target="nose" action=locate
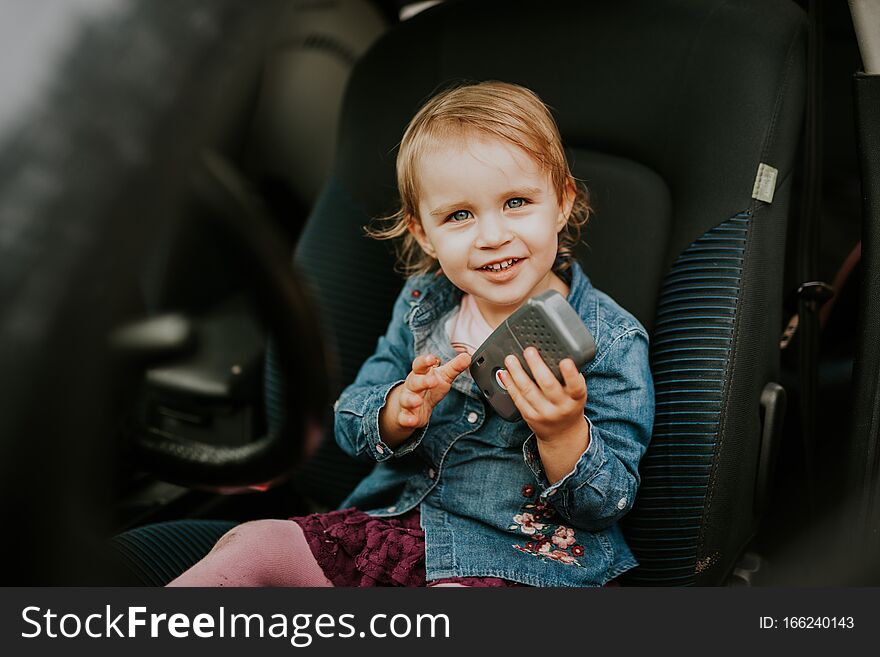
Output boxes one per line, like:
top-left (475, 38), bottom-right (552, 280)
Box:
top-left (474, 212), bottom-right (512, 249)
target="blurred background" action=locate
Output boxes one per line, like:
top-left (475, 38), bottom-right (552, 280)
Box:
top-left (0, 0), bottom-right (876, 586)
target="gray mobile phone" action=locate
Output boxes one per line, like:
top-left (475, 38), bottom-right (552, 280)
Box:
top-left (470, 290), bottom-right (596, 422)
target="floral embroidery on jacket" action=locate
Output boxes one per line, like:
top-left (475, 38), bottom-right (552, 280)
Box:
top-left (509, 484), bottom-right (586, 568)
top-left (512, 512), bottom-right (545, 535)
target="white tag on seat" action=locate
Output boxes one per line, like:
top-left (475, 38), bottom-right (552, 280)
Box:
top-left (752, 162), bottom-right (778, 203)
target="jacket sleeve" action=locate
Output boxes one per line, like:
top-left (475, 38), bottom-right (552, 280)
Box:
top-left (333, 279), bottom-right (428, 463)
top-left (522, 328), bottom-right (654, 531)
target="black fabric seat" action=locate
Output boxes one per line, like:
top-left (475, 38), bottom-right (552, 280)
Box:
top-left (292, 0), bottom-right (806, 586)
top-left (113, 520), bottom-right (237, 586)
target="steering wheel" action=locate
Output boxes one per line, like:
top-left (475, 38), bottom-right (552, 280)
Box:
top-left (120, 149), bottom-right (327, 489)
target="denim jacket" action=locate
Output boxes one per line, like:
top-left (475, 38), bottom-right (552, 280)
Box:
top-left (334, 261), bottom-right (654, 586)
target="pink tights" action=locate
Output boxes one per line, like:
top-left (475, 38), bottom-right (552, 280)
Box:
top-left (166, 519), bottom-right (467, 587)
top-left (168, 520), bottom-right (332, 587)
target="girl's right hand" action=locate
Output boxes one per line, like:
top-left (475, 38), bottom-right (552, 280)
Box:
top-left (382, 353), bottom-right (471, 442)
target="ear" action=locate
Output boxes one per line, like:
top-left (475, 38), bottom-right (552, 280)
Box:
top-left (407, 216), bottom-right (436, 257)
top-left (556, 179), bottom-right (578, 232)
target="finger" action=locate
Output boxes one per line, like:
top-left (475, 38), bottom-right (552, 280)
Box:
top-left (398, 409), bottom-right (421, 427)
top-left (450, 351), bottom-right (472, 372)
top-left (504, 354), bottom-right (544, 405)
top-left (503, 353), bottom-right (535, 394)
top-left (504, 353), bottom-right (555, 416)
top-left (411, 354), bottom-right (440, 375)
top-left (398, 387), bottom-right (425, 410)
top-left (522, 347), bottom-right (563, 397)
top-left (436, 352), bottom-right (471, 382)
top-left (560, 359), bottom-right (587, 400)
top-left (406, 370), bottom-right (438, 393)
top-left (498, 368), bottom-right (538, 419)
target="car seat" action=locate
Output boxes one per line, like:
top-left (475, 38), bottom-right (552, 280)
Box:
top-left (292, 0), bottom-right (806, 586)
top-left (118, 0), bottom-right (806, 586)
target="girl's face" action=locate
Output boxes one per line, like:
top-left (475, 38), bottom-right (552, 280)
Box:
top-left (408, 133), bottom-right (575, 328)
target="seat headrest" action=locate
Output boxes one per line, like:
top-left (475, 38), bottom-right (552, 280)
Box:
top-left (335, 0), bottom-right (804, 260)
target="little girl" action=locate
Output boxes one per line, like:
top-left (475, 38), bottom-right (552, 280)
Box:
top-left (170, 81), bottom-right (654, 588)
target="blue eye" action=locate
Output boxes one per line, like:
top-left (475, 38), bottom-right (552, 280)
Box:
top-left (447, 210), bottom-right (472, 222)
top-left (506, 198), bottom-right (527, 209)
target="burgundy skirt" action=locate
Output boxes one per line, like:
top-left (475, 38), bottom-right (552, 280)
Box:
top-left (290, 506), bottom-right (523, 587)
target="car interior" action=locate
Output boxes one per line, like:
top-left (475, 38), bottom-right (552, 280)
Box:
top-left (1, 0), bottom-right (878, 586)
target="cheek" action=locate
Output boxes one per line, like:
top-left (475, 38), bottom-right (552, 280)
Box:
top-left (434, 246), bottom-right (468, 271)
top-left (524, 219), bottom-right (562, 255)
top-left (431, 231), bottom-right (469, 262)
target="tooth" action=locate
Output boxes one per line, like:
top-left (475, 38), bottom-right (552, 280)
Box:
top-left (485, 259), bottom-right (519, 271)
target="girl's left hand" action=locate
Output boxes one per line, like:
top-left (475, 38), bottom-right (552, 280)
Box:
top-left (500, 347), bottom-right (587, 442)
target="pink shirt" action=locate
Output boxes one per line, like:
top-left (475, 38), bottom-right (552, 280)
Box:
top-left (446, 293), bottom-right (494, 355)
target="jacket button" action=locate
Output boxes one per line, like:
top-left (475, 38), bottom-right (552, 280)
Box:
top-left (387, 506), bottom-right (397, 513)
top-left (617, 496), bottom-right (627, 510)
top-left (467, 412), bottom-right (479, 424)
top-left (428, 468), bottom-right (436, 479)
top-left (376, 443), bottom-right (385, 455)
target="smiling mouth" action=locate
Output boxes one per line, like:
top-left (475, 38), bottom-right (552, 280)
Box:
top-left (480, 258), bottom-right (521, 272)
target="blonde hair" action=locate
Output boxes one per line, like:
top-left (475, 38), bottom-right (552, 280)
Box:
top-left (366, 80), bottom-right (591, 276)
